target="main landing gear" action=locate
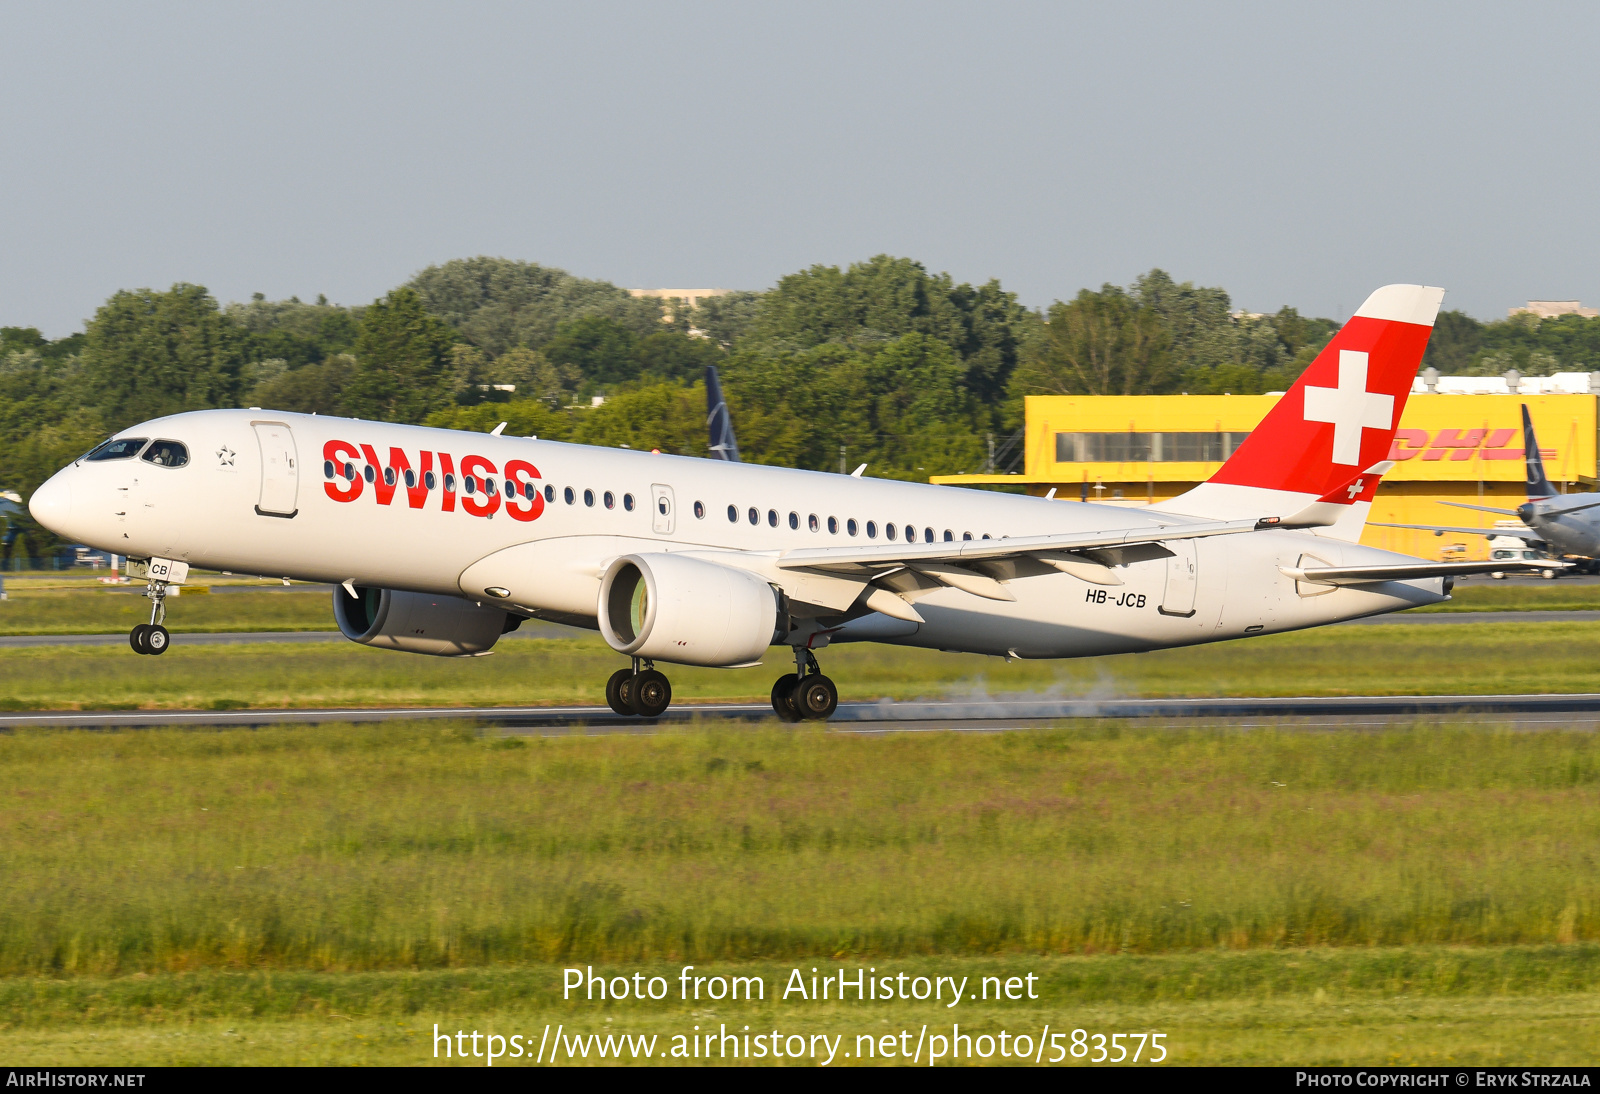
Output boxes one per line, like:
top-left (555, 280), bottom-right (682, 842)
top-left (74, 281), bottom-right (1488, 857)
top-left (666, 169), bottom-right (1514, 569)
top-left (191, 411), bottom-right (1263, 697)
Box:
top-left (129, 578), bottom-right (172, 655)
top-left (771, 647), bottom-right (838, 723)
top-left (605, 657), bottom-right (673, 718)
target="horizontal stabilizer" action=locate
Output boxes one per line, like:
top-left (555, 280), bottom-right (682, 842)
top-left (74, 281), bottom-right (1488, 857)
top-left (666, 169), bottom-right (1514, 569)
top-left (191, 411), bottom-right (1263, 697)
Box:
top-left (1282, 559), bottom-right (1567, 586)
top-left (1441, 501), bottom-right (1521, 517)
top-left (1369, 521), bottom-right (1542, 541)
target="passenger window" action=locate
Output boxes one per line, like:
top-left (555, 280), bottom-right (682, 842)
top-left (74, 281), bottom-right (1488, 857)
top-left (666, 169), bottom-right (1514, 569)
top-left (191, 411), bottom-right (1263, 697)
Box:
top-left (137, 440), bottom-right (189, 468)
top-left (85, 437), bottom-right (148, 462)
top-left (604, 491), bottom-right (615, 509)
top-left (866, 521), bottom-right (878, 539)
top-left (624, 493), bottom-right (635, 511)
top-left (584, 489), bottom-right (595, 507)
top-left (767, 509), bottom-right (778, 527)
top-left (728, 504), bottom-right (738, 522)
top-left (828, 516), bottom-right (839, 534)
top-left (383, 467), bottom-right (396, 486)
top-left (809, 514), bottom-right (819, 532)
top-left (364, 466), bottom-right (376, 483)
top-left (694, 501), bottom-right (705, 519)
top-left (344, 463), bottom-right (356, 481)
top-left (464, 477), bottom-right (477, 495)
top-left (564, 487), bottom-right (576, 505)
top-left (484, 478), bottom-right (497, 496)
top-left (788, 512), bottom-right (799, 530)
top-left (444, 473), bottom-right (456, 493)
top-left (544, 484), bottom-right (555, 502)
top-left (404, 469), bottom-right (416, 488)
top-left (943, 530), bottom-right (952, 542)
top-left (425, 471), bottom-right (437, 490)
top-left (982, 533), bottom-right (991, 540)
top-left (886, 523), bottom-right (897, 541)
top-left (926, 527), bottom-right (936, 543)
top-left (748, 507), bottom-right (759, 525)
top-left (905, 525), bottom-right (916, 542)
top-left (848, 518), bottom-right (859, 537)
top-left (323, 460), bottom-right (334, 479)
top-left (962, 532), bottom-right (972, 541)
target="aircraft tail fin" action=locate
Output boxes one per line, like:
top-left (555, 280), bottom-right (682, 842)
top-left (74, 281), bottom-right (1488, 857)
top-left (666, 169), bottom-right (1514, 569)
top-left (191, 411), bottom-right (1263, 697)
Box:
top-left (1154, 283), bottom-right (1444, 538)
top-left (706, 365), bottom-right (740, 462)
top-left (1522, 403), bottom-right (1556, 499)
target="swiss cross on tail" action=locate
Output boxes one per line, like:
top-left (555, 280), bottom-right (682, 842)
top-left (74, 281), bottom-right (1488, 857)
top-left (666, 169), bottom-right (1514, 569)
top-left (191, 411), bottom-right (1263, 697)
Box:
top-left (1303, 351), bottom-right (1394, 465)
top-left (1209, 284), bottom-right (1444, 499)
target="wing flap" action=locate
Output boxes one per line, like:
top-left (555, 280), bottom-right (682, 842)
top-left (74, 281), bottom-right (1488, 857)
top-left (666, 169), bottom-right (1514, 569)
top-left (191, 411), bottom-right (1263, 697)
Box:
top-left (776, 517), bottom-right (1264, 572)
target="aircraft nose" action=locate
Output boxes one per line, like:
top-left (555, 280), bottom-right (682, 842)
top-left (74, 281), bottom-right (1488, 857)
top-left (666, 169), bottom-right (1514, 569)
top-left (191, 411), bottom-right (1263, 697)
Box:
top-left (28, 473), bottom-right (72, 533)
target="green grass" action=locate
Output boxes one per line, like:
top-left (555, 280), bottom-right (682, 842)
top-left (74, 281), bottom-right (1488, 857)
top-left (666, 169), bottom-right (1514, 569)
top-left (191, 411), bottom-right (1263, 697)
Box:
top-left (1415, 580), bottom-right (1600, 612)
top-left (2, 955), bottom-right (1597, 1065)
top-left (2, 721), bottom-right (1598, 974)
top-left (2, 620), bottom-right (1599, 710)
top-left (0, 588), bottom-right (330, 635)
top-left (2, 721), bottom-right (1599, 1064)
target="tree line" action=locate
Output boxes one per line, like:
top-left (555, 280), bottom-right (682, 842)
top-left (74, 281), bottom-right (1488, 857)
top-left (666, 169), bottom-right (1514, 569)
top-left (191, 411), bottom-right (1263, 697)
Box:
top-left (5, 254), bottom-right (1600, 553)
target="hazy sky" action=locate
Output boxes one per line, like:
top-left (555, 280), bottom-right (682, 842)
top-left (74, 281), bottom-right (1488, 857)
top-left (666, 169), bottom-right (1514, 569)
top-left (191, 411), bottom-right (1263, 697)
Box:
top-left (4, 2), bottom-right (1598, 336)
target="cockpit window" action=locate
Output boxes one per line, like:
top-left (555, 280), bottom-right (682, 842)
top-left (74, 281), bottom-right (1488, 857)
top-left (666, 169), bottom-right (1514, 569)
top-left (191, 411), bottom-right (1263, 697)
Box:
top-left (85, 437), bottom-right (148, 461)
top-left (140, 440), bottom-right (189, 468)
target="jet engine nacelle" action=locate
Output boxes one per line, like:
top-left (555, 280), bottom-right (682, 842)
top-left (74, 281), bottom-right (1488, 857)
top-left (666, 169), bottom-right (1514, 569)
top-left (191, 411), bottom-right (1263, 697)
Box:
top-left (598, 553), bottom-right (783, 667)
top-left (333, 585), bottom-right (518, 656)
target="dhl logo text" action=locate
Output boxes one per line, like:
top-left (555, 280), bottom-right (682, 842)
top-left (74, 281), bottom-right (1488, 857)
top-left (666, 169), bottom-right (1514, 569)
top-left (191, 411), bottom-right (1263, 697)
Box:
top-left (1388, 429), bottom-right (1555, 462)
top-left (320, 440), bottom-right (545, 522)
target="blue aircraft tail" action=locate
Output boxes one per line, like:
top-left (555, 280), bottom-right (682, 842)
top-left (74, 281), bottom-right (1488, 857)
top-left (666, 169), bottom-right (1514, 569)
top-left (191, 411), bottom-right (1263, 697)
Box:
top-left (1522, 403), bottom-right (1556, 498)
top-left (706, 365), bottom-right (740, 462)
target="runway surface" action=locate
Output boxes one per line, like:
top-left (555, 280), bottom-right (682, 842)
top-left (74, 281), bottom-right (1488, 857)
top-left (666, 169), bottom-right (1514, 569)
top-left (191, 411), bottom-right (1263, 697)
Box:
top-left (7, 692), bottom-right (1600, 733)
top-left (4, 611), bottom-right (1598, 648)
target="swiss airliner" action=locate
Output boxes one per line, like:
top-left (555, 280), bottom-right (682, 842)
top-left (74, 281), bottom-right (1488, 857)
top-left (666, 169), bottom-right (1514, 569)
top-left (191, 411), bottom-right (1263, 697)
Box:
top-left (28, 284), bottom-right (1543, 721)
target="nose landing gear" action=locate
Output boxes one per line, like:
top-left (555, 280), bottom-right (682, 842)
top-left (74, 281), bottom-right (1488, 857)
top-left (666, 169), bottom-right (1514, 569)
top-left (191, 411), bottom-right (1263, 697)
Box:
top-left (771, 647), bottom-right (837, 722)
top-left (129, 579), bottom-right (172, 656)
top-left (605, 657), bottom-right (673, 718)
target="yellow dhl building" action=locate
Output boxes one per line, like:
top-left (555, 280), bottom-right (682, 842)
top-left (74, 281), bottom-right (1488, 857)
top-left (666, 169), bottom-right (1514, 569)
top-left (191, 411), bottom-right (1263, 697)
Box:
top-left (934, 394), bottom-right (1599, 561)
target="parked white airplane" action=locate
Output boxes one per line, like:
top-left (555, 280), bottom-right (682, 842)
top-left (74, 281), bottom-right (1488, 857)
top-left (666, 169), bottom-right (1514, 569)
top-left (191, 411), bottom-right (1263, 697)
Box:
top-left (28, 284), bottom-right (1544, 721)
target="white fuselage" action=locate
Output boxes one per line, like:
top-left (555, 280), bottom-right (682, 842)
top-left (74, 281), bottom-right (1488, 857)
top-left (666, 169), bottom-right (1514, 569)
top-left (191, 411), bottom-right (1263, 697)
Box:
top-left (31, 409), bottom-right (1449, 661)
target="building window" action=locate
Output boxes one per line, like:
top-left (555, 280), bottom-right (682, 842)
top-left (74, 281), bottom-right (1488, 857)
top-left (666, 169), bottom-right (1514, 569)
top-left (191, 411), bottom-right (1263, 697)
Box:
top-left (1054, 431), bottom-right (1252, 463)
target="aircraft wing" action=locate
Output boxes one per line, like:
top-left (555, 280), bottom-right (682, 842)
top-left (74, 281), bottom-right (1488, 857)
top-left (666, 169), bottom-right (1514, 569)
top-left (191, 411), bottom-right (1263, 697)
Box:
top-left (1368, 521), bottom-right (1542, 541)
top-left (1283, 559), bottom-right (1567, 586)
top-left (776, 516), bottom-right (1267, 574)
